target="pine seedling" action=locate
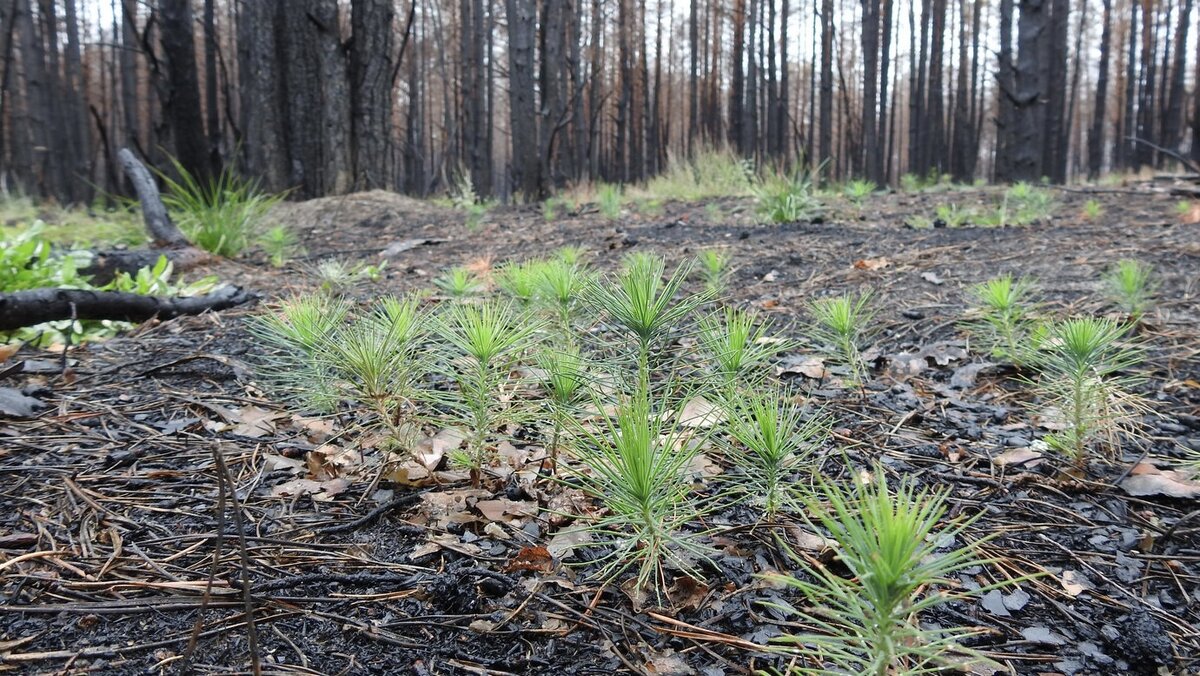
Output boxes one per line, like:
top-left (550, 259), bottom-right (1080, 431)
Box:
top-left (1032, 317), bottom-right (1146, 466)
top-left (770, 470), bottom-right (1004, 675)
top-left (844, 179), bottom-right (877, 206)
top-left (806, 291), bottom-right (875, 389)
top-left (966, 274), bottom-right (1038, 365)
top-left (536, 257), bottom-right (592, 332)
top-left (536, 342), bottom-right (589, 474)
top-left (696, 248), bottom-right (731, 296)
top-left (722, 386), bottom-right (829, 519)
top-left (697, 306), bottom-right (792, 400)
top-left (259, 224), bottom-right (299, 267)
top-left (325, 295), bottom-right (428, 440)
top-left (246, 293), bottom-right (349, 411)
top-left (435, 300), bottom-right (542, 479)
top-left (495, 259), bottom-right (544, 304)
top-left (554, 245), bottom-right (588, 266)
top-left (1104, 259), bottom-right (1156, 321)
top-left (567, 381), bottom-right (712, 590)
top-left (434, 265), bottom-right (486, 298)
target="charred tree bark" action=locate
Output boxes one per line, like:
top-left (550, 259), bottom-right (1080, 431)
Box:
top-left (505, 0), bottom-right (541, 199)
top-left (351, 0), bottom-right (396, 191)
top-left (860, 0), bottom-right (880, 181)
top-left (818, 0), bottom-right (833, 172)
top-left (160, 0), bottom-right (211, 180)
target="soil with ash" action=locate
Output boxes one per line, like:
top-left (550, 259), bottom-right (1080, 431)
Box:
top-left (1, 184), bottom-right (1198, 675)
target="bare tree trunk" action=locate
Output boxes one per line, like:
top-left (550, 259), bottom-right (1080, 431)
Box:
top-left (351, 0), bottom-right (395, 190)
top-left (1163, 0), bottom-right (1193, 158)
top-left (860, 0), bottom-right (880, 180)
top-left (505, 0), bottom-right (541, 199)
top-left (203, 0), bottom-right (222, 175)
top-left (1012, 0), bottom-right (1047, 181)
top-left (1088, 0), bottom-right (1112, 178)
top-left (237, 1), bottom-right (288, 192)
top-left (160, 0), bottom-right (210, 180)
top-left (818, 0), bottom-right (833, 172)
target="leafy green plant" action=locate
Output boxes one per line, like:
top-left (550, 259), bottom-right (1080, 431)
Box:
top-left (567, 382), bottom-right (710, 589)
top-left (933, 203), bottom-right (973, 228)
top-left (1032, 317), bottom-right (1146, 466)
top-left (723, 386), bottom-right (828, 519)
top-left (755, 169), bottom-right (823, 224)
top-left (770, 470), bottom-right (1004, 675)
top-left (246, 293), bottom-right (350, 411)
top-left (0, 221), bottom-right (90, 291)
top-left (158, 156), bottom-right (283, 257)
top-left (697, 306), bottom-right (791, 399)
top-left (1082, 199), bottom-right (1104, 221)
top-left (435, 300), bottom-right (541, 479)
top-left (1104, 259), bottom-right (1156, 321)
top-left (990, 182), bottom-right (1056, 227)
top-left (807, 292), bottom-right (875, 388)
top-left (434, 265), bottom-right (486, 298)
top-left (695, 248), bottom-right (731, 296)
top-left (966, 274), bottom-right (1038, 364)
top-left (844, 179), bottom-right (877, 206)
top-left (259, 224), bottom-right (299, 268)
top-left (597, 183), bottom-right (623, 220)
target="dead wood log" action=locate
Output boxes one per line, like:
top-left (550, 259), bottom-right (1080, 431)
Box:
top-left (78, 148), bottom-right (214, 284)
top-left (0, 286), bottom-right (256, 331)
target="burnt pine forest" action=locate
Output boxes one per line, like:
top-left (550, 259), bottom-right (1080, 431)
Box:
top-left (3, 0), bottom-right (1200, 201)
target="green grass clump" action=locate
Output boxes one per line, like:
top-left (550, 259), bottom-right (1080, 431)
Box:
top-left (639, 147), bottom-right (753, 202)
top-left (844, 179), bottom-right (877, 206)
top-left (770, 470), bottom-right (1004, 675)
top-left (989, 182), bottom-right (1055, 227)
top-left (697, 306), bottom-right (791, 398)
top-left (1104, 259), bottom-right (1156, 321)
top-left (807, 291), bottom-right (875, 388)
top-left (754, 169), bottom-right (822, 224)
top-left (596, 183), bottom-right (623, 220)
top-left (0, 197), bottom-right (145, 247)
top-left (723, 386), bottom-right (828, 519)
top-left (1032, 317), bottom-right (1146, 466)
top-left (158, 156), bottom-right (283, 257)
top-left (966, 274), bottom-right (1039, 364)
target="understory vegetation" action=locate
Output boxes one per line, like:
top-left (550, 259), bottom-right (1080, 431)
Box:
top-left (244, 241), bottom-right (1165, 672)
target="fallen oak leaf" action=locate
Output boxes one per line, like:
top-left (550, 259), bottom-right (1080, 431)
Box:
top-left (1120, 463), bottom-right (1200, 499)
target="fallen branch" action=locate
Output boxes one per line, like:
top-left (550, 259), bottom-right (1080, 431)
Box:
top-left (78, 148), bottom-right (214, 284)
top-left (0, 286), bottom-right (256, 331)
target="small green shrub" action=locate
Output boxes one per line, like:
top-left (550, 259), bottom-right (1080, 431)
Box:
top-left (159, 156), bottom-right (283, 257)
top-left (695, 248), bottom-right (731, 296)
top-left (988, 182), bottom-right (1056, 227)
top-left (246, 293), bottom-right (351, 411)
top-left (770, 470), bottom-right (1005, 675)
top-left (1104, 259), bottom-right (1156, 321)
top-left (495, 259), bottom-right (544, 304)
top-left (1082, 199), bottom-right (1104, 221)
top-left (1175, 200), bottom-right (1193, 217)
top-left (697, 306), bottom-right (791, 398)
top-left (434, 265), bottom-right (486, 298)
top-left (934, 203), bottom-right (974, 228)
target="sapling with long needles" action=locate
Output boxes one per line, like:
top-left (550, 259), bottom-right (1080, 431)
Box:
top-left (696, 248), bottom-right (731, 296)
top-left (495, 259), bottom-right (544, 305)
top-left (435, 300), bottom-right (542, 482)
top-left (1032, 317), bottom-right (1146, 467)
top-left (434, 265), bottom-right (486, 298)
top-left (966, 274), bottom-right (1038, 365)
top-left (1104, 259), bottom-right (1156, 322)
top-left (567, 380), bottom-right (712, 590)
top-left (807, 291), bottom-right (875, 389)
top-left (771, 470), bottom-right (1007, 675)
top-left (246, 293), bottom-right (349, 411)
top-left (536, 342), bottom-right (588, 475)
top-left (723, 386), bottom-right (828, 519)
top-left (536, 257), bottom-right (592, 335)
top-left (325, 295), bottom-right (428, 444)
top-left (698, 306), bottom-right (792, 402)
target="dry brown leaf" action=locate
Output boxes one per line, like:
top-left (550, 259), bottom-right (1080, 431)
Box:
top-left (1120, 463), bottom-right (1200, 499)
top-left (1060, 570), bottom-right (1092, 597)
top-left (0, 344), bottom-right (19, 363)
top-left (231, 405), bottom-right (280, 438)
top-left (678, 396), bottom-right (724, 428)
top-left (503, 546), bottom-right (555, 573)
top-left (270, 477), bottom-right (350, 501)
top-left (777, 355), bottom-right (828, 379)
top-left (413, 427), bottom-right (467, 470)
top-left (547, 526), bottom-right (592, 559)
top-left (993, 447), bottom-right (1044, 468)
top-left (853, 257), bottom-right (890, 271)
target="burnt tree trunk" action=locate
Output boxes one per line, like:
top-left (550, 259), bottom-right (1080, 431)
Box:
top-left (160, 0), bottom-right (210, 180)
top-left (505, 0), bottom-right (541, 199)
top-left (351, 0), bottom-right (396, 190)
top-left (1088, 0), bottom-right (1112, 178)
